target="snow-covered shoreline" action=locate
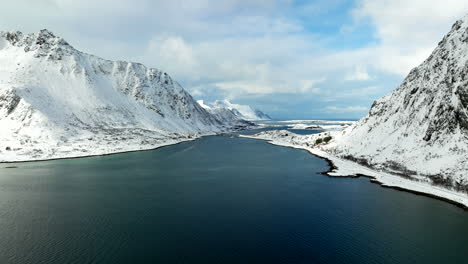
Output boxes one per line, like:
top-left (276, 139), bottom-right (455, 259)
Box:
top-left (3, 127), bottom-right (468, 209)
top-left (0, 128), bottom-right (228, 163)
top-left (0, 135), bottom-right (201, 164)
top-left (240, 133), bottom-right (468, 209)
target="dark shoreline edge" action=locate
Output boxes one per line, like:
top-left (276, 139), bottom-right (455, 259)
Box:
top-left (243, 136), bottom-right (468, 211)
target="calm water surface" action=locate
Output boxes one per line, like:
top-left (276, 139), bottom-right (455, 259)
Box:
top-left (0, 135), bottom-right (467, 264)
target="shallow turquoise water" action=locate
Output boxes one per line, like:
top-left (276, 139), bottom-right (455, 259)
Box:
top-left (0, 135), bottom-right (467, 263)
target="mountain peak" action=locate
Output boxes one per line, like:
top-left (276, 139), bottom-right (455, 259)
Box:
top-left (0, 28), bottom-right (250, 161)
top-left (34, 29), bottom-right (64, 44)
top-left (331, 13), bottom-right (468, 186)
top-left (1, 29), bottom-right (72, 59)
top-left (1, 29), bottom-right (64, 45)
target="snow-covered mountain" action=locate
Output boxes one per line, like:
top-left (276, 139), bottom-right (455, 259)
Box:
top-left (330, 14), bottom-right (468, 191)
top-left (196, 100), bottom-right (247, 124)
top-left (0, 30), bottom-right (245, 161)
top-left (198, 99), bottom-right (271, 121)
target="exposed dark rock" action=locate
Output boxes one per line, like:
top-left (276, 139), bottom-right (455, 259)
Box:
top-left (335, 15), bottom-right (468, 189)
top-left (0, 90), bottom-right (21, 115)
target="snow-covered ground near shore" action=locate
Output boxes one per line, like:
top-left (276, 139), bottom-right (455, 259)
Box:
top-left (0, 129), bottom-right (209, 163)
top-left (288, 123), bottom-right (352, 131)
top-left (242, 130), bottom-right (468, 208)
top-left (255, 119), bottom-right (356, 131)
top-left (274, 120), bottom-right (354, 124)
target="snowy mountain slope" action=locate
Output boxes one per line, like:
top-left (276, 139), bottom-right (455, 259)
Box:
top-left (328, 14), bottom-right (468, 190)
top-left (253, 109), bottom-right (271, 120)
top-left (196, 100), bottom-right (250, 125)
top-left (199, 99), bottom-right (271, 121)
top-left (0, 30), bottom-right (242, 161)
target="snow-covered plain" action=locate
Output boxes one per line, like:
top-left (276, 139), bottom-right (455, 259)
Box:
top-left (0, 30), bottom-right (250, 162)
top-left (243, 130), bottom-right (468, 208)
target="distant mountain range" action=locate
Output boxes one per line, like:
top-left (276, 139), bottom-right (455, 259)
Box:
top-left (0, 30), bottom-right (249, 161)
top-left (197, 99), bottom-right (271, 121)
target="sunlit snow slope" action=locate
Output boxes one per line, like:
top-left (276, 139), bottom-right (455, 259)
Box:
top-left (0, 30), bottom-right (247, 161)
top-left (331, 15), bottom-right (468, 189)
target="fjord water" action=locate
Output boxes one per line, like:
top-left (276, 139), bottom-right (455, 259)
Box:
top-left (0, 136), bottom-right (467, 264)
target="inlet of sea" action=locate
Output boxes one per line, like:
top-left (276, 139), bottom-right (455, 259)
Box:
top-left (0, 123), bottom-right (467, 263)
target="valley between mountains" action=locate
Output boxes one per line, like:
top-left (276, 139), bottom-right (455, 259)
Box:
top-left (2, 14), bottom-right (468, 207)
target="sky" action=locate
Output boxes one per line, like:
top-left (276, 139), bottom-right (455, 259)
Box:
top-left (1, 0), bottom-right (468, 119)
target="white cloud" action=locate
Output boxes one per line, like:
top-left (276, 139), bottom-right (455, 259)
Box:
top-left (215, 81), bottom-right (277, 95)
top-left (351, 0), bottom-right (468, 76)
top-left (345, 65), bottom-right (372, 81)
top-left (2, 0), bottom-right (468, 118)
top-left (139, 32), bottom-right (326, 96)
top-left (189, 87), bottom-right (205, 97)
top-left (299, 79), bottom-right (324, 93)
top-left (324, 106), bottom-right (368, 113)
top-left (51, 0), bottom-right (151, 17)
top-left (327, 86), bottom-right (381, 100)
top-left (214, 77), bottom-right (324, 95)
top-left (145, 35), bottom-right (198, 77)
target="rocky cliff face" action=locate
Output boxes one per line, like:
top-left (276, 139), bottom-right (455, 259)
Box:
top-left (331, 15), bottom-right (468, 190)
top-left (0, 30), bottom-right (242, 161)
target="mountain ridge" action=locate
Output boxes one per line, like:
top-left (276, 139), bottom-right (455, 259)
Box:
top-left (0, 29), bottom-right (246, 161)
top-left (330, 14), bottom-right (468, 189)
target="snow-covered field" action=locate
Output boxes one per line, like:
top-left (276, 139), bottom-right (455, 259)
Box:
top-left (0, 129), bottom-right (208, 163)
top-left (243, 130), bottom-right (468, 208)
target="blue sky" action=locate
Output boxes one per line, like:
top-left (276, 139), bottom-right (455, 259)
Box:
top-left (2, 0), bottom-right (468, 119)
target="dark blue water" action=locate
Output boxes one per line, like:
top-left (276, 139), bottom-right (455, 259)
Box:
top-left (0, 136), bottom-right (467, 264)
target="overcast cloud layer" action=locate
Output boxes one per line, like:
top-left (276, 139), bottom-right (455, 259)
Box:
top-left (1, 0), bottom-right (468, 119)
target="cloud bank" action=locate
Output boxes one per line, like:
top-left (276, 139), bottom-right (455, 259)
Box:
top-left (1, 0), bottom-right (467, 118)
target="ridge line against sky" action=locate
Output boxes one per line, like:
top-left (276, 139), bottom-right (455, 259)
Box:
top-left (1, 0), bottom-right (468, 119)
